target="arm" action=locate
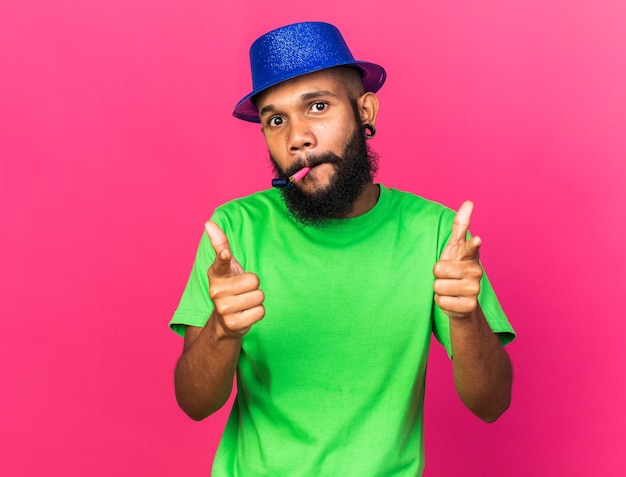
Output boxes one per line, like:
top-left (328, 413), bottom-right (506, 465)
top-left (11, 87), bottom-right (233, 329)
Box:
top-left (174, 221), bottom-right (265, 421)
top-left (448, 307), bottom-right (512, 422)
top-left (433, 201), bottom-right (513, 423)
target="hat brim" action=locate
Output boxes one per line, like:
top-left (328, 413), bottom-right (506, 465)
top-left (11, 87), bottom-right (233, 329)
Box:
top-left (232, 61), bottom-right (386, 123)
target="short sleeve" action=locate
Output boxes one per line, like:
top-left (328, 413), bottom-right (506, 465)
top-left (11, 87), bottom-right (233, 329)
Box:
top-left (169, 230), bottom-right (216, 337)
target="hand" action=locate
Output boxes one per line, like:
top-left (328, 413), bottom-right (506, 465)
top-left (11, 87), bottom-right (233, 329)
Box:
top-left (433, 201), bottom-right (483, 321)
top-left (205, 221), bottom-right (265, 338)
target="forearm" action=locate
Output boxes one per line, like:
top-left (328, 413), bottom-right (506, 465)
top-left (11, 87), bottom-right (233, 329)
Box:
top-left (174, 316), bottom-right (241, 421)
top-left (449, 307), bottom-right (513, 422)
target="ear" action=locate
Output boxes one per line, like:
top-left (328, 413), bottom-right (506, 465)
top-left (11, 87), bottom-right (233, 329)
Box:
top-left (355, 92), bottom-right (379, 127)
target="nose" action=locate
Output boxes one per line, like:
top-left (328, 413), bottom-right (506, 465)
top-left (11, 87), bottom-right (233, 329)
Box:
top-left (286, 118), bottom-right (316, 154)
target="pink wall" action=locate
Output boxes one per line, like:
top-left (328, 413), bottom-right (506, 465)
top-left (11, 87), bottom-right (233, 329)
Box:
top-left (1, 1), bottom-right (624, 475)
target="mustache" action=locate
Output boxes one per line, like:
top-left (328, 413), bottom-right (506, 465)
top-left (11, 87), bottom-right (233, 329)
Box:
top-left (282, 152), bottom-right (340, 177)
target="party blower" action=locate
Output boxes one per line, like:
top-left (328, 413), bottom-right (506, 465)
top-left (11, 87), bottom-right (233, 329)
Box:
top-left (271, 166), bottom-right (311, 188)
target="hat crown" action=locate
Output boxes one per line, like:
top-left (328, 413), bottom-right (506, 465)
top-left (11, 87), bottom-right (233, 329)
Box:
top-left (233, 21), bottom-right (386, 122)
top-left (250, 22), bottom-right (354, 92)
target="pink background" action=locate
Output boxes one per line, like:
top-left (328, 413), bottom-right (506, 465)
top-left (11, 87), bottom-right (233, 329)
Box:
top-left (1, 1), bottom-right (625, 475)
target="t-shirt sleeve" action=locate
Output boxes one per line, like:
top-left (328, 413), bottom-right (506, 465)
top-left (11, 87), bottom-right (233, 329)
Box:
top-left (433, 269), bottom-right (516, 357)
top-left (431, 209), bottom-right (516, 358)
top-left (169, 230), bottom-right (216, 338)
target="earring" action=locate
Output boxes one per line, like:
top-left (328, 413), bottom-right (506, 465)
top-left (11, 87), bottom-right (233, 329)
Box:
top-left (363, 123), bottom-right (376, 139)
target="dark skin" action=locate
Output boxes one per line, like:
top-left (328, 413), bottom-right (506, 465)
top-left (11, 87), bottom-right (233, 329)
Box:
top-left (174, 68), bottom-right (512, 423)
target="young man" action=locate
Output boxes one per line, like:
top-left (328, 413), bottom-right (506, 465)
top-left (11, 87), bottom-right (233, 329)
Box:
top-left (170, 22), bottom-right (515, 476)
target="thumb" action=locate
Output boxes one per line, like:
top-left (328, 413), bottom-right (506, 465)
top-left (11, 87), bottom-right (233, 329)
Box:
top-left (462, 235), bottom-right (482, 261)
top-left (205, 221), bottom-right (243, 276)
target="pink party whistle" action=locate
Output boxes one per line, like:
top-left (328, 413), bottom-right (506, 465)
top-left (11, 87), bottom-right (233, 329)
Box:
top-left (271, 166), bottom-right (311, 188)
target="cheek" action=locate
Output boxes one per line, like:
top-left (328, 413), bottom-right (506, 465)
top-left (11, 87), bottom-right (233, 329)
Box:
top-left (317, 121), bottom-right (353, 152)
top-left (265, 137), bottom-right (287, 161)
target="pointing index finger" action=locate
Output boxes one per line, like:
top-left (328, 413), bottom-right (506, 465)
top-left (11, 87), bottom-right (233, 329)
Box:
top-left (450, 200), bottom-right (474, 244)
top-left (205, 220), bottom-right (229, 253)
top-left (205, 220), bottom-right (242, 276)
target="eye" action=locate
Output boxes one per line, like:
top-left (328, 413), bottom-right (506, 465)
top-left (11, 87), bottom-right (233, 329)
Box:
top-left (311, 102), bottom-right (327, 113)
top-left (268, 116), bottom-right (284, 127)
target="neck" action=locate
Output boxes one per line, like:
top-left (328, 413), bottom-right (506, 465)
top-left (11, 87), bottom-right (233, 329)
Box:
top-left (345, 183), bottom-right (380, 218)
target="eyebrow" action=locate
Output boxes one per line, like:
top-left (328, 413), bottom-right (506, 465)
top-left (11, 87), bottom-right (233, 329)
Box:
top-left (258, 90), bottom-right (337, 118)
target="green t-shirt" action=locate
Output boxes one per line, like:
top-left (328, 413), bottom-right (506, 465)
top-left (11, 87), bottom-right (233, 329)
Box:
top-left (170, 185), bottom-right (515, 476)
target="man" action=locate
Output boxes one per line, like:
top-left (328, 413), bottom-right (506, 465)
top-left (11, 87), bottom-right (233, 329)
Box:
top-left (170, 22), bottom-right (515, 476)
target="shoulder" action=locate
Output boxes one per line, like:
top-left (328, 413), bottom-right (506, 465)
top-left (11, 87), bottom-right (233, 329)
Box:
top-left (209, 189), bottom-right (296, 246)
top-left (214, 188), bottom-right (283, 218)
top-left (211, 189), bottom-right (289, 229)
top-left (382, 186), bottom-right (455, 221)
top-left (377, 186), bottom-right (457, 249)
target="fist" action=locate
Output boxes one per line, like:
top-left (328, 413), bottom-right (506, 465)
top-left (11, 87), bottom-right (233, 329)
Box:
top-left (205, 221), bottom-right (265, 337)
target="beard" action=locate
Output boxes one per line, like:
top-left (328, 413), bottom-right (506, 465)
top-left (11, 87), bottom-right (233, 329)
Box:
top-left (270, 108), bottom-right (379, 227)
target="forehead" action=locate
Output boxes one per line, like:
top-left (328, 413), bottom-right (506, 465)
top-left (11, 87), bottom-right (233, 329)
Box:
top-left (254, 69), bottom-right (351, 110)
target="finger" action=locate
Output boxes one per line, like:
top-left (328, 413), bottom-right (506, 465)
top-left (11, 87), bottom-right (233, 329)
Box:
top-left (205, 220), bottom-right (230, 256)
top-left (462, 235), bottom-right (482, 260)
top-left (212, 288), bottom-right (265, 316)
top-left (209, 273), bottom-right (261, 300)
top-left (221, 305), bottom-right (266, 336)
top-left (433, 260), bottom-right (483, 280)
top-left (205, 221), bottom-right (243, 275)
top-left (433, 278), bottom-right (481, 297)
top-left (450, 201), bottom-right (474, 244)
top-left (434, 294), bottom-right (478, 318)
